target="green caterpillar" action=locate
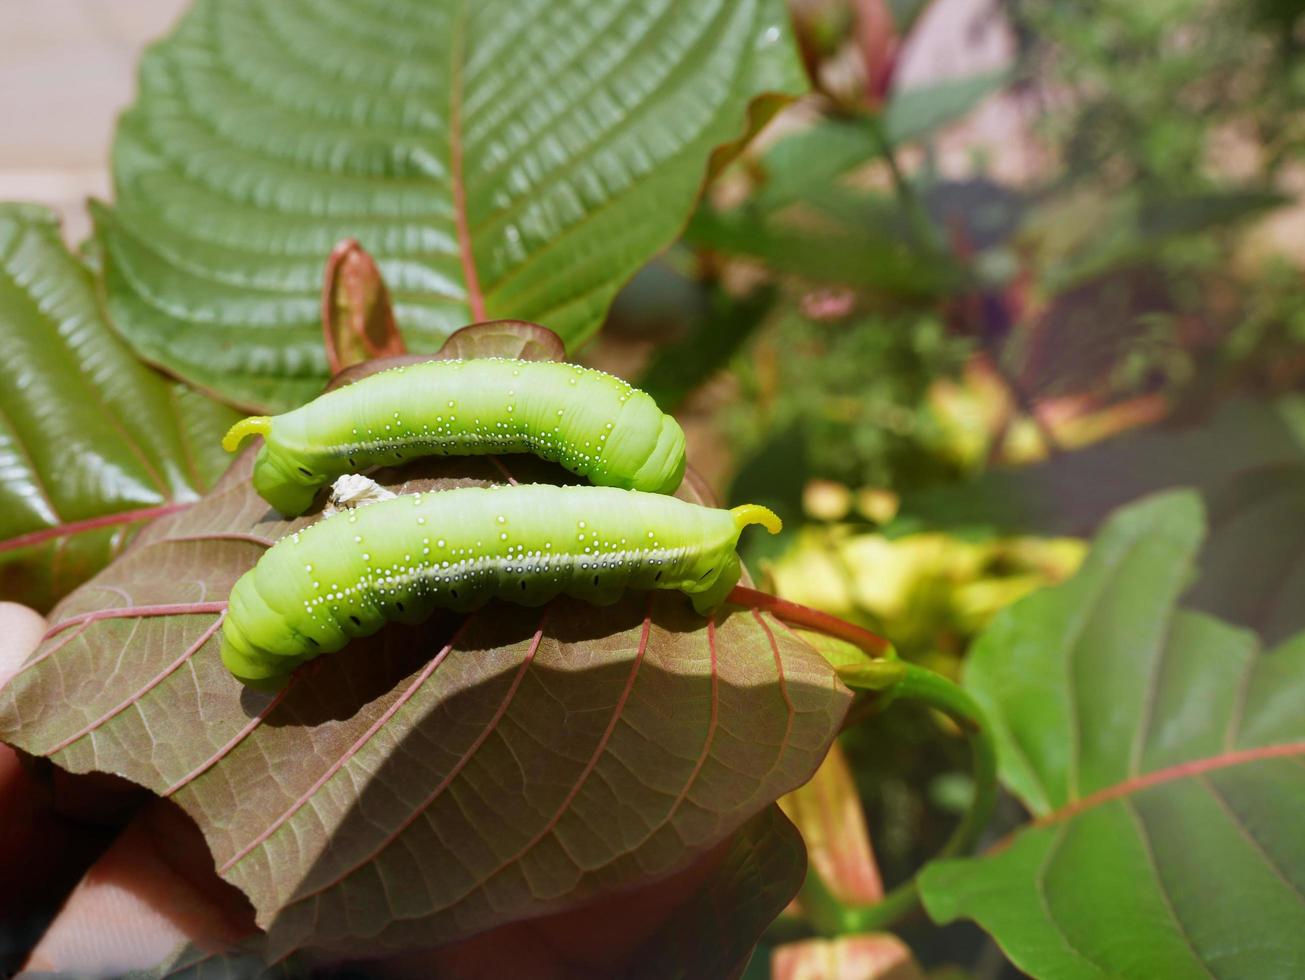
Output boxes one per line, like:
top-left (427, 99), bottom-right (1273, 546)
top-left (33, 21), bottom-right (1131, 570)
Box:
top-left (220, 485), bottom-right (781, 687)
top-left (222, 359), bottom-right (686, 515)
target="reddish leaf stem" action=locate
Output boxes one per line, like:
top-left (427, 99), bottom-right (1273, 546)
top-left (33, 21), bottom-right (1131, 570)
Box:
top-left (1026, 740), bottom-right (1305, 836)
top-left (727, 585), bottom-right (890, 657)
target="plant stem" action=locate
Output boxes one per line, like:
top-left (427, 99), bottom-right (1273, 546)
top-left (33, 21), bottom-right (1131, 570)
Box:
top-left (802, 660), bottom-right (999, 935)
top-left (867, 115), bottom-right (937, 252)
top-left (728, 585), bottom-right (892, 656)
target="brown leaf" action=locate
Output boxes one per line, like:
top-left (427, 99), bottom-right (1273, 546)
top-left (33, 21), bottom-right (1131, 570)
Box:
top-left (325, 319), bottom-right (566, 393)
top-left (0, 446), bottom-right (848, 960)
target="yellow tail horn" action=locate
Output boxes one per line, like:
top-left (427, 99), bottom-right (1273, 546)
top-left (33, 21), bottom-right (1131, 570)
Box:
top-left (731, 504), bottom-right (783, 535)
top-left (222, 416), bottom-right (272, 453)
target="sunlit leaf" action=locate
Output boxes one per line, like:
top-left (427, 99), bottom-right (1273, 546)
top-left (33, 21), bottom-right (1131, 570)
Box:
top-left (0, 204), bottom-right (239, 612)
top-left (920, 491), bottom-right (1305, 978)
top-left (95, 0), bottom-right (807, 411)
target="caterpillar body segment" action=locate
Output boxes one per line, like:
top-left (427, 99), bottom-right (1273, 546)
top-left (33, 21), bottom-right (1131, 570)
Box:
top-left (220, 485), bottom-right (781, 687)
top-left (223, 359), bottom-right (687, 515)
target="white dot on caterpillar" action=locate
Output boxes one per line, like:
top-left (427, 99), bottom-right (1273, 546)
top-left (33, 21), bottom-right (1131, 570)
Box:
top-left (417, 517), bottom-right (426, 524)
top-left (497, 515), bottom-right (506, 524)
top-left (437, 539), bottom-right (445, 547)
top-left (500, 532), bottom-right (508, 540)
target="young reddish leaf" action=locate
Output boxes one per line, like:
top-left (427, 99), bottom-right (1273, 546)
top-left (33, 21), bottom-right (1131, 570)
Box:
top-left (772, 933), bottom-right (925, 980)
top-left (439, 319), bottom-right (568, 362)
top-left (139, 803), bottom-right (804, 977)
top-left (323, 319), bottom-right (566, 392)
top-left (779, 740), bottom-right (885, 906)
top-left (0, 445), bottom-right (849, 959)
top-left (320, 239), bottom-right (405, 374)
top-left (854, 0), bottom-right (898, 107)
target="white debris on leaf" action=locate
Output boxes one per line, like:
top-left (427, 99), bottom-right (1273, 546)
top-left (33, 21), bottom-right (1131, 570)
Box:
top-left (323, 474), bottom-right (397, 514)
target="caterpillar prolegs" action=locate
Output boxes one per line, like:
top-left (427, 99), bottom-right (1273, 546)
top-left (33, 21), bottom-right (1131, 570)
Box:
top-left (223, 359), bottom-right (687, 516)
top-left (220, 485), bottom-right (782, 687)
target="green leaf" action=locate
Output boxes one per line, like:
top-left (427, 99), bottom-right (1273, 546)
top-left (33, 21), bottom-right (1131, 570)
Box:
top-left (0, 203), bottom-right (240, 612)
top-left (0, 377), bottom-right (849, 957)
top-left (94, 0), bottom-right (807, 412)
top-left (686, 205), bottom-right (958, 295)
top-left (752, 70), bottom-right (1009, 213)
top-left (920, 491), bottom-right (1305, 978)
top-left (882, 70), bottom-right (1010, 146)
top-left (1041, 189), bottom-right (1287, 289)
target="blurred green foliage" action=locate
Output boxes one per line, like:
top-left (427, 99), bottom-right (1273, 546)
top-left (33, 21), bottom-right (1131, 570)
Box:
top-left (729, 310), bottom-right (971, 494)
top-left (666, 0), bottom-right (1305, 973)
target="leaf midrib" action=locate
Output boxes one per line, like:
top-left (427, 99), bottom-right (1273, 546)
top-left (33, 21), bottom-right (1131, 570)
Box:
top-left (1027, 740), bottom-right (1305, 835)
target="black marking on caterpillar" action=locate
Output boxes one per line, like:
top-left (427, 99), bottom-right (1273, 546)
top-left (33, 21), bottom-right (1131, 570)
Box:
top-left (222, 359), bottom-right (687, 515)
top-left (220, 485), bottom-right (781, 688)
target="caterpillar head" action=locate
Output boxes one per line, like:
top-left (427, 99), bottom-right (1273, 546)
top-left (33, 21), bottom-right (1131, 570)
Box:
top-left (223, 417), bottom-right (322, 516)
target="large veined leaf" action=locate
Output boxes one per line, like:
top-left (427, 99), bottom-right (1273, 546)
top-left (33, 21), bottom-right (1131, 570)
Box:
top-left (919, 491), bottom-right (1305, 977)
top-left (0, 450), bottom-right (848, 959)
top-left (0, 203), bottom-right (239, 612)
top-left (94, 0), bottom-right (806, 412)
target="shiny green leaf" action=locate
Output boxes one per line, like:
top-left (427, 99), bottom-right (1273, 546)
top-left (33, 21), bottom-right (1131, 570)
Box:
top-left (0, 204), bottom-right (239, 611)
top-left (95, 0), bottom-right (806, 411)
top-left (920, 491), bottom-right (1305, 978)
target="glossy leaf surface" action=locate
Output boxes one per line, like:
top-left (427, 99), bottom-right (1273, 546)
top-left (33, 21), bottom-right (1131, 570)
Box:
top-left (95, 0), bottom-right (806, 411)
top-left (0, 204), bottom-right (239, 611)
top-left (920, 492), bottom-right (1305, 978)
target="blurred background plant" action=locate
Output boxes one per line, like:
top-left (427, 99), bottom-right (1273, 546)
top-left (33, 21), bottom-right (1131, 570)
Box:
top-left (598, 0), bottom-right (1305, 973)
